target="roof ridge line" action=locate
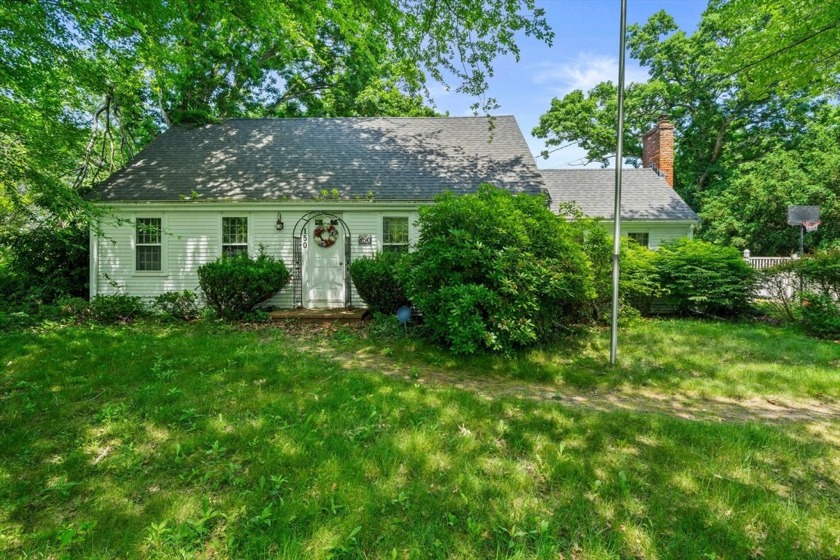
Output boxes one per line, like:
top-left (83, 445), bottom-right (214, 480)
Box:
top-left (215, 115), bottom-right (517, 122)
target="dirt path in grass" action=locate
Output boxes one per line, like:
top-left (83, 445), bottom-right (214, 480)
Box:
top-left (291, 339), bottom-right (840, 426)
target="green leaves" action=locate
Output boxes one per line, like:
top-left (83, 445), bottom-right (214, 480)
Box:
top-left (699, 105), bottom-right (840, 254)
top-left (1, 0), bottom-right (552, 226)
top-left (713, 0), bottom-right (840, 98)
top-left (404, 186), bottom-right (595, 354)
top-left (197, 249), bottom-right (291, 319)
top-left (654, 239), bottom-right (756, 317)
top-left (532, 3), bottom-right (837, 254)
top-left (532, 81), bottom-right (662, 167)
top-left (349, 252), bottom-right (411, 315)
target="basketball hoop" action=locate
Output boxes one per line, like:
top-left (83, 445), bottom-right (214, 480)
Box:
top-left (802, 220), bottom-right (821, 232)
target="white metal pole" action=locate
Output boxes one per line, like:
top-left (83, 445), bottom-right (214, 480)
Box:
top-left (610, 0), bottom-right (628, 366)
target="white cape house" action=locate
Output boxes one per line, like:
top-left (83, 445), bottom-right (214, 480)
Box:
top-left (89, 116), bottom-right (698, 309)
top-left (88, 117), bottom-right (546, 309)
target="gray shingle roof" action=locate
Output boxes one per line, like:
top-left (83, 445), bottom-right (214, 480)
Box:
top-left (89, 117), bottom-right (545, 202)
top-left (542, 169), bottom-right (698, 221)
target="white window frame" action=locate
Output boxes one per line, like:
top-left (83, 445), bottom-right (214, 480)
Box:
top-left (381, 215), bottom-right (410, 254)
top-left (133, 215), bottom-right (167, 276)
top-left (221, 215), bottom-right (250, 257)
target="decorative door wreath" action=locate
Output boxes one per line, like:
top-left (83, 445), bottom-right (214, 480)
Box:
top-left (313, 224), bottom-right (339, 248)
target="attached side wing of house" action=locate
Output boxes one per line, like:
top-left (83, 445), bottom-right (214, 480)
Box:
top-left (541, 168), bottom-right (699, 249)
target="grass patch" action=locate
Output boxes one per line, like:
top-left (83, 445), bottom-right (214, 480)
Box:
top-left (334, 318), bottom-right (840, 401)
top-left (0, 321), bottom-right (838, 558)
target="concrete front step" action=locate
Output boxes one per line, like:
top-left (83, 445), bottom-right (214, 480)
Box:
top-left (269, 308), bottom-right (367, 323)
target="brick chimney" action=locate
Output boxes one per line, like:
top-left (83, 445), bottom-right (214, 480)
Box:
top-left (642, 116), bottom-right (674, 187)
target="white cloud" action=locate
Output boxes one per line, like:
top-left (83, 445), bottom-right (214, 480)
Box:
top-left (530, 53), bottom-right (648, 95)
top-left (425, 83), bottom-right (452, 100)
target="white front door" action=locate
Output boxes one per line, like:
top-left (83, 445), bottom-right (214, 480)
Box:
top-left (303, 218), bottom-right (345, 308)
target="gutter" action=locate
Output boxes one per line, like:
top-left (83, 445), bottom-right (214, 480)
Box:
top-left (96, 200), bottom-right (436, 211)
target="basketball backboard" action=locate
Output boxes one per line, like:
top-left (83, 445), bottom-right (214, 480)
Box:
top-left (787, 206), bottom-right (820, 226)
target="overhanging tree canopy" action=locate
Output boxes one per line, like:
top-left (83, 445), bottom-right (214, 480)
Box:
top-left (531, 3), bottom-right (838, 255)
top-left (0, 0), bottom-right (554, 221)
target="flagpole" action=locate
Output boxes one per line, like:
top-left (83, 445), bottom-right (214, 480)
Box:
top-left (610, 0), bottom-right (628, 366)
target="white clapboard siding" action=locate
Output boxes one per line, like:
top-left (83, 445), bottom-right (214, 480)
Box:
top-left (599, 221), bottom-right (694, 249)
top-left (93, 207), bottom-right (427, 309)
top-left (253, 211), bottom-right (305, 308)
top-left (95, 208), bottom-right (694, 307)
top-left (409, 211), bottom-right (421, 248)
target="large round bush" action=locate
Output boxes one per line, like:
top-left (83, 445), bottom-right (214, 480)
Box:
top-left (0, 220), bottom-right (88, 308)
top-left (654, 239), bottom-right (756, 316)
top-left (402, 185), bottom-right (596, 354)
top-left (349, 252), bottom-right (410, 314)
top-left (198, 249), bottom-right (290, 319)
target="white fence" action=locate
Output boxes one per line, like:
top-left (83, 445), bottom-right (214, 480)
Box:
top-left (743, 250), bottom-right (795, 298)
top-left (744, 256), bottom-right (794, 270)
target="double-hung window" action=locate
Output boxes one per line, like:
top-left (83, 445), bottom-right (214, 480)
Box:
top-left (382, 217), bottom-right (409, 254)
top-left (135, 218), bottom-right (162, 271)
top-left (628, 232), bottom-right (650, 248)
top-left (222, 217), bottom-right (248, 256)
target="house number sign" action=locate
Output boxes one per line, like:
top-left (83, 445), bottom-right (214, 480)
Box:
top-left (358, 234), bottom-right (373, 245)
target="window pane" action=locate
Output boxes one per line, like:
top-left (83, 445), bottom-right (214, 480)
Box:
top-left (136, 245), bottom-right (162, 271)
top-left (223, 245), bottom-right (248, 257)
top-left (383, 217), bottom-right (408, 245)
top-left (382, 244), bottom-right (409, 255)
top-left (223, 217), bottom-right (248, 245)
top-left (136, 218), bottom-right (161, 245)
top-left (628, 232), bottom-right (650, 247)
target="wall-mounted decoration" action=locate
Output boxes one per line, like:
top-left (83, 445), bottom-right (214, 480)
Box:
top-left (358, 234), bottom-right (373, 245)
top-left (314, 224), bottom-right (339, 248)
top-left (275, 213), bottom-right (284, 230)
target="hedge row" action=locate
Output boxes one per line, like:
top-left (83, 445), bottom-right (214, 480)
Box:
top-left (349, 186), bottom-right (760, 354)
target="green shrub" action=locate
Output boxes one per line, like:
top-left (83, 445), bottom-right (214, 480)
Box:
top-left (154, 290), bottom-right (201, 321)
top-left (197, 248), bottom-right (290, 319)
top-left (796, 250), bottom-right (840, 295)
top-left (89, 294), bottom-right (146, 323)
top-left (240, 309), bottom-right (272, 323)
top-left (574, 217), bottom-right (612, 321)
top-left (800, 292), bottom-right (840, 339)
top-left (760, 251), bottom-right (840, 331)
top-left (367, 312), bottom-right (410, 338)
top-left (621, 241), bottom-right (662, 314)
top-left (758, 260), bottom-right (801, 322)
top-left (0, 220), bottom-right (88, 305)
top-left (402, 185), bottom-right (595, 354)
top-left (0, 310), bottom-right (39, 331)
top-left (55, 296), bottom-right (91, 322)
top-left (349, 252), bottom-right (410, 314)
top-left (654, 239), bottom-right (756, 316)
top-left (575, 220), bottom-right (661, 319)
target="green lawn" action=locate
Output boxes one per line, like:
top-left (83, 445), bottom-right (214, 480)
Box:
top-left (0, 321), bottom-right (838, 559)
top-left (333, 318), bottom-right (840, 401)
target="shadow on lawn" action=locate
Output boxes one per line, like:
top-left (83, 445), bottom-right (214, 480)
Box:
top-left (0, 324), bottom-right (836, 558)
top-left (337, 319), bottom-right (840, 399)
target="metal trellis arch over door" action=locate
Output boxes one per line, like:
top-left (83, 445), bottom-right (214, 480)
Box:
top-left (292, 211), bottom-right (352, 309)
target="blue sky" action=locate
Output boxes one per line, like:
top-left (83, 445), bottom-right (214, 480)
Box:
top-left (429, 0), bottom-right (708, 168)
